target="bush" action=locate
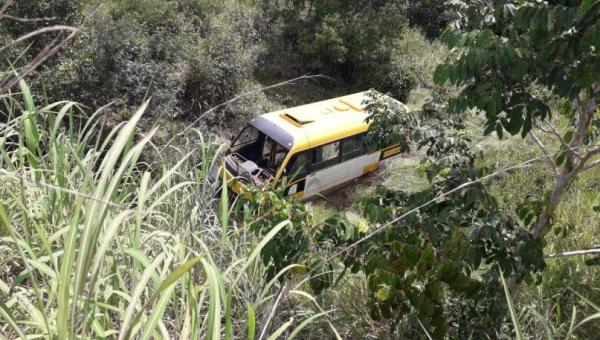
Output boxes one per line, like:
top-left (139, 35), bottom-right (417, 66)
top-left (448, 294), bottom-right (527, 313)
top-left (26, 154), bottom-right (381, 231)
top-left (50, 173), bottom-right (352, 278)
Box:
top-left (404, 0), bottom-right (452, 39)
top-left (259, 1), bottom-right (419, 101)
top-left (38, 1), bottom-right (188, 118)
top-left (181, 4), bottom-right (261, 120)
top-left (19, 1), bottom-right (262, 120)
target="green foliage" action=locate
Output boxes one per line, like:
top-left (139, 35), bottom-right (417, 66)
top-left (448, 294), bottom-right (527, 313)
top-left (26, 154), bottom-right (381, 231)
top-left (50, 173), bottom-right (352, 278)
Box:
top-left (237, 186), bottom-right (311, 280)
top-left (404, 0), bottom-right (453, 39)
top-left (259, 0), bottom-right (418, 101)
top-left (351, 133), bottom-right (545, 337)
top-left (2, 0), bottom-right (260, 119)
top-left (2, 0), bottom-right (449, 120)
top-left (0, 88), bottom-right (330, 338)
top-left (364, 90), bottom-right (418, 152)
top-left (0, 0), bottom-right (79, 49)
top-left (434, 0), bottom-right (600, 138)
top-left (320, 91), bottom-right (547, 337)
top-left (182, 5), bottom-right (260, 120)
top-left (236, 186), bottom-right (369, 294)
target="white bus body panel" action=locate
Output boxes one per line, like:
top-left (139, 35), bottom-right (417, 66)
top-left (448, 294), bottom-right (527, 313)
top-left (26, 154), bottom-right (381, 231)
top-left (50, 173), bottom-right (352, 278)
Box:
top-left (303, 151), bottom-right (380, 199)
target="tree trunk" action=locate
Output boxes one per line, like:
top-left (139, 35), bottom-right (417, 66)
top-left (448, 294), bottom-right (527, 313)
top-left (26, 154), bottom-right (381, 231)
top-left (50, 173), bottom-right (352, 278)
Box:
top-left (532, 171), bottom-right (572, 239)
top-left (508, 92), bottom-right (597, 294)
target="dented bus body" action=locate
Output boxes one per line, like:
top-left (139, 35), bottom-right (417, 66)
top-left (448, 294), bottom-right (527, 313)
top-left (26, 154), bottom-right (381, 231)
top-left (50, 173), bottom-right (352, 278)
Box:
top-left (220, 91), bottom-right (407, 200)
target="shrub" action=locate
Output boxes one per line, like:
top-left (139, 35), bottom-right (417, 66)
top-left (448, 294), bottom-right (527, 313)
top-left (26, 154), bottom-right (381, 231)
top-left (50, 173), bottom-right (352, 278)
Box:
top-left (19, 1), bottom-right (262, 120)
top-left (38, 1), bottom-right (188, 118)
top-left (259, 1), bottom-right (419, 101)
top-left (403, 0), bottom-right (452, 39)
top-left (181, 4), bottom-right (261, 120)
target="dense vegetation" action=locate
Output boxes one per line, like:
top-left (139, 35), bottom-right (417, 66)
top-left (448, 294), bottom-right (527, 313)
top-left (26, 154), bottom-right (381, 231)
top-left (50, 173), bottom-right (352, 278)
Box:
top-left (1, 0), bottom-right (598, 338)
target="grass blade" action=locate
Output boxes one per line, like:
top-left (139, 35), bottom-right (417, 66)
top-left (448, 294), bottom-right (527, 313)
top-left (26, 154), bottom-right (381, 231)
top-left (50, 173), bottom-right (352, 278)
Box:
top-left (499, 268), bottom-right (524, 340)
top-left (266, 317), bottom-right (293, 340)
top-left (288, 311), bottom-right (331, 340)
top-left (246, 301), bottom-right (256, 340)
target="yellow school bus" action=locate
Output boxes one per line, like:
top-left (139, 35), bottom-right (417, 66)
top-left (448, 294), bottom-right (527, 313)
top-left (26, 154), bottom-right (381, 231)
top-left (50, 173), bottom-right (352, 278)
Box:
top-left (220, 91), bottom-right (407, 200)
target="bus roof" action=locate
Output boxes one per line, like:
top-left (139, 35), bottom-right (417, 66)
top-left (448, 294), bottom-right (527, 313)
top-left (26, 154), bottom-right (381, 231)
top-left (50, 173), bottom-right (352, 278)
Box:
top-left (249, 91), bottom-right (377, 151)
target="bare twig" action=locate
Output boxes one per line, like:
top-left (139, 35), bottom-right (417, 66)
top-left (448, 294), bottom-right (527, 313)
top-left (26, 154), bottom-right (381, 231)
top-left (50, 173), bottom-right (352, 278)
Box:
top-left (534, 121), bottom-right (580, 158)
top-left (322, 152), bottom-right (560, 265)
top-left (581, 158), bottom-right (600, 172)
top-left (576, 147), bottom-right (600, 172)
top-left (0, 28), bottom-right (80, 92)
top-left (0, 25), bottom-right (80, 54)
top-left (529, 131), bottom-right (557, 173)
top-left (545, 248), bottom-right (600, 258)
top-left (0, 0), bottom-right (14, 17)
top-left (318, 144), bottom-right (595, 268)
top-left (258, 283), bottom-right (287, 340)
top-left (1, 14), bottom-right (57, 22)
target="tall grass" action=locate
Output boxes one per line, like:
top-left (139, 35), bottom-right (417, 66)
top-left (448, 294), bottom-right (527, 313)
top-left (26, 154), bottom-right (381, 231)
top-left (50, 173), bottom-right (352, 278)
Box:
top-left (0, 82), bottom-right (327, 338)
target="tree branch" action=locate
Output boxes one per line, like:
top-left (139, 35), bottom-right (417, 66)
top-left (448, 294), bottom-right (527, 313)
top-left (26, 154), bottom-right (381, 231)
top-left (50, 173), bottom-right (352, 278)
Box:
top-left (0, 0), bottom-right (14, 17)
top-left (0, 14), bottom-right (57, 23)
top-left (534, 121), bottom-right (581, 158)
top-left (0, 25), bottom-right (80, 54)
top-left (578, 148), bottom-right (600, 172)
top-left (0, 29), bottom-right (80, 93)
top-left (529, 131), bottom-right (557, 173)
top-left (545, 248), bottom-right (600, 258)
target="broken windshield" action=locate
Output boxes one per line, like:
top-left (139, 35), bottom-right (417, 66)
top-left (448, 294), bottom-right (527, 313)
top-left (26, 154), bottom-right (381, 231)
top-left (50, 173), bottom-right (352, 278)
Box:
top-left (231, 125), bottom-right (288, 176)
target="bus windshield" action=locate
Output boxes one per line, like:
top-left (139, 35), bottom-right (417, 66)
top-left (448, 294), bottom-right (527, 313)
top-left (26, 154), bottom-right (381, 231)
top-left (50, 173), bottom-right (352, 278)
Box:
top-left (229, 125), bottom-right (289, 181)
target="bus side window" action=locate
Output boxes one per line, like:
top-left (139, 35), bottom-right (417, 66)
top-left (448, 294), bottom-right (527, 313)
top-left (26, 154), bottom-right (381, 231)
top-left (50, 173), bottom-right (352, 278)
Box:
top-left (285, 152), bottom-right (309, 180)
top-left (341, 133), bottom-right (366, 161)
top-left (312, 141), bottom-right (340, 171)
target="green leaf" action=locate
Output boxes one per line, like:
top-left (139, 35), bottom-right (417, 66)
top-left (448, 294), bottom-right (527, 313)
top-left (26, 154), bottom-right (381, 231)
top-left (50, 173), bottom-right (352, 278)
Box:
top-left (220, 164), bottom-right (229, 242)
top-left (555, 152), bottom-right (566, 166)
top-left (484, 122), bottom-right (496, 135)
top-left (506, 111), bottom-right (523, 135)
top-left (267, 317), bottom-right (294, 340)
top-left (477, 30), bottom-right (495, 48)
top-left (288, 311), bottom-right (331, 340)
top-left (433, 65), bottom-right (449, 85)
top-left (521, 113), bottom-right (532, 138)
top-left (515, 6), bottom-right (532, 28)
top-left (0, 303), bottom-right (27, 339)
top-left (563, 130), bottom-right (574, 144)
top-left (124, 256), bottom-right (205, 340)
top-left (496, 123), bottom-right (504, 139)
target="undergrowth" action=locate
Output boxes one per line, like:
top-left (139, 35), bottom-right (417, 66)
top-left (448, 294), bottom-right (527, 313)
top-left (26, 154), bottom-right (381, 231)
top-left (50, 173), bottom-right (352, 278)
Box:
top-left (0, 83), bottom-right (334, 339)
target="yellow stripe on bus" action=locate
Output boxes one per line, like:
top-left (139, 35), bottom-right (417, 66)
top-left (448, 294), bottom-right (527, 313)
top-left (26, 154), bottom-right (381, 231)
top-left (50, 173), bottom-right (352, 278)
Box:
top-left (382, 146), bottom-right (401, 158)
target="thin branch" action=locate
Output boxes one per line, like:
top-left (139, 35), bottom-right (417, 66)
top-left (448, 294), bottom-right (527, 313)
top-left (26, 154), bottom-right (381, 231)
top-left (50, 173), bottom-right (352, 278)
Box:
top-left (0, 29), bottom-right (79, 93)
top-left (322, 153), bottom-right (557, 264)
top-left (0, 25), bottom-right (80, 53)
top-left (545, 248), bottom-right (600, 258)
top-left (529, 131), bottom-right (557, 173)
top-left (581, 159), bottom-right (600, 172)
top-left (534, 121), bottom-right (580, 158)
top-left (0, 0), bottom-right (13, 17)
top-left (0, 14), bottom-right (57, 22)
top-left (258, 283), bottom-right (287, 340)
top-left (318, 145), bottom-right (594, 267)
